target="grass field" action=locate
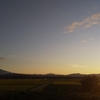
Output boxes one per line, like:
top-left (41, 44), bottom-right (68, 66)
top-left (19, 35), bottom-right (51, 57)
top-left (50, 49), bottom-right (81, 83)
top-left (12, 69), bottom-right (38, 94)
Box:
top-left (0, 85), bottom-right (36, 91)
top-left (0, 79), bottom-right (47, 85)
top-left (43, 84), bottom-right (100, 100)
top-left (52, 79), bottom-right (81, 85)
top-left (0, 79), bottom-right (100, 99)
top-left (0, 79), bottom-right (48, 91)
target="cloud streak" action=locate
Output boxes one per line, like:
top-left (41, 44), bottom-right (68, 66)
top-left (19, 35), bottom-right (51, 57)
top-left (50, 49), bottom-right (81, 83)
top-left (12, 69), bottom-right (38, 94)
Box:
top-left (64, 13), bottom-right (100, 33)
top-left (81, 37), bottom-right (94, 43)
top-left (0, 57), bottom-right (7, 61)
top-left (70, 64), bottom-right (86, 68)
top-left (89, 38), bottom-right (94, 40)
top-left (81, 40), bottom-right (86, 43)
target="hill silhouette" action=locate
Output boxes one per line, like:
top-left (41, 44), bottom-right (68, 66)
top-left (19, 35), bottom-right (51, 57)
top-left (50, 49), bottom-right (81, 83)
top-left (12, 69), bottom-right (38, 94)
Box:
top-left (0, 69), bottom-right (11, 75)
top-left (0, 69), bottom-right (100, 79)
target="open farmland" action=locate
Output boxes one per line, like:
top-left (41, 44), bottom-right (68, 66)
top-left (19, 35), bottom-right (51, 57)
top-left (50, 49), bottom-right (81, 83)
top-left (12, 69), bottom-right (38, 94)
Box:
top-left (0, 79), bottom-right (48, 92)
top-left (0, 79), bottom-right (100, 100)
top-left (52, 79), bottom-right (81, 85)
top-left (0, 85), bottom-right (36, 91)
top-left (41, 79), bottom-right (100, 100)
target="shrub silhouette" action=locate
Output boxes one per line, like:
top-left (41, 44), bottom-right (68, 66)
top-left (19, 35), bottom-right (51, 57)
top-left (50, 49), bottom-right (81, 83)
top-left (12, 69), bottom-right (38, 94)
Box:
top-left (80, 75), bottom-right (98, 92)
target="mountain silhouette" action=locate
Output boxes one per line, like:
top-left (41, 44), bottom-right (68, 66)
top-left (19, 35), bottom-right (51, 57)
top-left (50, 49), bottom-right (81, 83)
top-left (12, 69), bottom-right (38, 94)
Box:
top-left (0, 69), bottom-right (11, 75)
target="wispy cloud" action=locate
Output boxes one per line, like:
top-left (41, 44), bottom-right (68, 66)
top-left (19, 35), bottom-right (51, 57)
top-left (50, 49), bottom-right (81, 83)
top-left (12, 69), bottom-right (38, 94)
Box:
top-left (89, 38), bottom-right (94, 40)
top-left (63, 13), bottom-right (100, 33)
top-left (70, 64), bottom-right (86, 68)
top-left (81, 40), bottom-right (86, 43)
top-left (0, 57), bottom-right (7, 61)
top-left (81, 38), bottom-right (94, 43)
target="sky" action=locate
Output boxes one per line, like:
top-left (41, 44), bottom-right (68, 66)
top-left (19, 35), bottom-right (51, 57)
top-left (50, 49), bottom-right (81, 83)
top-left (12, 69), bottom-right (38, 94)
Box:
top-left (0, 0), bottom-right (100, 74)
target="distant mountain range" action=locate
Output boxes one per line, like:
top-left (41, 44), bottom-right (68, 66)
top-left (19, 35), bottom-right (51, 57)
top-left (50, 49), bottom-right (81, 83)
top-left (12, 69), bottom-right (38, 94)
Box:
top-left (0, 69), bottom-right (11, 75)
top-left (0, 69), bottom-right (100, 79)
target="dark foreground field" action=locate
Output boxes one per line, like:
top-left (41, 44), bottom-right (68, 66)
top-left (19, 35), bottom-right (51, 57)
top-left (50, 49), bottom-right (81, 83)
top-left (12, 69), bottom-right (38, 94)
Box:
top-left (0, 79), bottom-right (100, 100)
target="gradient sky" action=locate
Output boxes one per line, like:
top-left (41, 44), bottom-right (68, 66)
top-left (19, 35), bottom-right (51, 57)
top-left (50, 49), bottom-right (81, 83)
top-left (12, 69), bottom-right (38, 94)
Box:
top-left (1, 0), bottom-right (100, 74)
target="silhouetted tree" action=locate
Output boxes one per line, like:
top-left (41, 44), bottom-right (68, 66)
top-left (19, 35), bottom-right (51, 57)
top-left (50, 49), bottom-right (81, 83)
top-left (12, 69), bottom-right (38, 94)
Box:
top-left (80, 75), bottom-right (98, 92)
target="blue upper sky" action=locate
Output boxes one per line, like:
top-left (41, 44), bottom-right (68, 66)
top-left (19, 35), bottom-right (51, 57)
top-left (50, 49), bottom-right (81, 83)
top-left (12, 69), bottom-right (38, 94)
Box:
top-left (0, 0), bottom-right (100, 74)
